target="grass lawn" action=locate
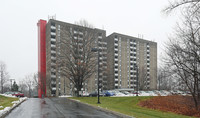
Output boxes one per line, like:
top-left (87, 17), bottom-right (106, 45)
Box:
top-left (70, 97), bottom-right (194, 118)
top-left (0, 95), bottom-right (19, 110)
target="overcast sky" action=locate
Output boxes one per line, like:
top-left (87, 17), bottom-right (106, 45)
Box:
top-left (0, 0), bottom-right (180, 82)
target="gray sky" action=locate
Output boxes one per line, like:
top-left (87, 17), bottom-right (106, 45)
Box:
top-left (0, 0), bottom-right (180, 82)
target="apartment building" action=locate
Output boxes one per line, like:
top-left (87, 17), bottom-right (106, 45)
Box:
top-left (106, 33), bottom-right (157, 90)
top-left (38, 19), bottom-right (157, 97)
top-left (38, 19), bottom-right (107, 97)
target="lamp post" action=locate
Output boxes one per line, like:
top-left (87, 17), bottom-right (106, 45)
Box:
top-left (91, 48), bottom-right (100, 104)
top-left (134, 64), bottom-right (139, 96)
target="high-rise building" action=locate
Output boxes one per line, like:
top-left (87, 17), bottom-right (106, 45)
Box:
top-left (38, 19), bottom-right (107, 97)
top-left (38, 19), bottom-right (157, 97)
top-left (106, 33), bottom-right (157, 90)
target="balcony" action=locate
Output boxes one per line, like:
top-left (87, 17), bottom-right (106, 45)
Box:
top-left (130, 75), bottom-right (134, 77)
top-left (51, 63), bottom-right (56, 66)
top-left (98, 36), bottom-right (102, 39)
top-left (114, 48), bottom-right (118, 51)
top-left (79, 32), bottom-right (83, 35)
top-left (51, 26), bottom-right (56, 30)
top-left (51, 75), bottom-right (56, 78)
top-left (74, 30), bottom-right (77, 34)
top-left (51, 50), bottom-right (56, 54)
top-left (115, 73), bottom-right (118, 76)
top-left (51, 32), bottom-right (56, 36)
top-left (51, 68), bottom-right (56, 72)
top-left (114, 68), bottom-right (118, 71)
top-left (114, 38), bottom-right (118, 41)
top-left (51, 56), bottom-right (56, 60)
top-left (115, 84), bottom-right (118, 86)
top-left (52, 87), bottom-right (56, 90)
top-left (114, 43), bottom-right (118, 46)
top-left (51, 81), bottom-right (56, 85)
top-left (51, 44), bottom-right (56, 48)
top-left (51, 38), bottom-right (56, 42)
top-left (130, 65), bottom-right (134, 68)
top-left (114, 58), bottom-right (118, 61)
top-left (147, 45), bottom-right (150, 48)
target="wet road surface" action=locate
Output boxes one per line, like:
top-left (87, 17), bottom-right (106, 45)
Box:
top-left (5, 98), bottom-right (121, 118)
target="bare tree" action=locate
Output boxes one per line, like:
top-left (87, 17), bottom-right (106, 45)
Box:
top-left (18, 81), bottom-right (28, 95)
top-left (157, 65), bottom-right (177, 90)
top-left (165, 12), bottom-right (200, 109)
top-left (139, 66), bottom-right (148, 90)
top-left (24, 74), bottom-right (35, 97)
top-left (0, 61), bottom-right (9, 93)
top-left (163, 0), bottom-right (200, 15)
top-left (57, 20), bottom-right (98, 96)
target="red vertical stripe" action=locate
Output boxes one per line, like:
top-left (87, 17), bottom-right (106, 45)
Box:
top-left (37, 19), bottom-right (47, 98)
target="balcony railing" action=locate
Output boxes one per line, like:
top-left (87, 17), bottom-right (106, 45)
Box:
top-left (52, 87), bottom-right (56, 90)
top-left (51, 44), bottom-right (56, 48)
top-left (51, 26), bottom-right (56, 30)
top-left (51, 38), bottom-right (56, 42)
top-left (51, 57), bottom-right (56, 60)
top-left (51, 32), bottom-right (56, 36)
top-left (51, 50), bottom-right (56, 54)
top-left (51, 75), bottom-right (56, 78)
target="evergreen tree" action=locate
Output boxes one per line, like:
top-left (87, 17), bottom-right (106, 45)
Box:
top-left (12, 81), bottom-right (18, 91)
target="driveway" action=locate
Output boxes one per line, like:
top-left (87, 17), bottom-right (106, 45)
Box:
top-left (5, 97), bottom-right (121, 118)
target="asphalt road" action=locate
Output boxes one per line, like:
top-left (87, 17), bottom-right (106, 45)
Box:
top-left (5, 97), bottom-right (121, 118)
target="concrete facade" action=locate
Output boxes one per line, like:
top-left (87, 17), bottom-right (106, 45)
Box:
top-left (106, 33), bottom-right (157, 90)
top-left (45, 19), bottom-right (107, 96)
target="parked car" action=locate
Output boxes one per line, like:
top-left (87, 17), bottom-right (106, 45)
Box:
top-left (104, 91), bottom-right (115, 96)
top-left (81, 91), bottom-right (89, 97)
top-left (89, 91), bottom-right (104, 97)
top-left (12, 92), bottom-right (24, 97)
top-left (4, 91), bottom-right (14, 95)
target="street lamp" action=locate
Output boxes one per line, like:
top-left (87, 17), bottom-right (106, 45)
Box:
top-left (91, 48), bottom-right (100, 104)
top-left (134, 64), bottom-right (139, 96)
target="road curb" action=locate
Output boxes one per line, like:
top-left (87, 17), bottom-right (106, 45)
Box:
top-left (0, 98), bottom-right (27, 118)
top-left (68, 98), bottom-right (134, 118)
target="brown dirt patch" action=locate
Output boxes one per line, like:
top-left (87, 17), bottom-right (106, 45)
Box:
top-left (139, 95), bottom-right (200, 117)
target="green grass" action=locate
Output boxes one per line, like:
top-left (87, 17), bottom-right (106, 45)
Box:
top-left (0, 95), bottom-right (19, 110)
top-left (69, 97), bottom-right (194, 118)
